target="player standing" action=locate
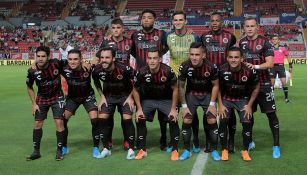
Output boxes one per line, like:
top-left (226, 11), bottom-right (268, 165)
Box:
top-left (270, 35), bottom-right (292, 102)
top-left (178, 42), bottom-right (220, 161)
top-left (26, 46), bottom-right (65, 161)
top-left (201, 12), bottom-right (237, 152)
top-left (218, 47), bottom-right (260, 161)
top-left (240, 17), bottom-right (281, 158)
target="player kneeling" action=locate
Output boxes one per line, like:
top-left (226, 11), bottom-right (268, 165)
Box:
top-left (218, 47), bottom-right (260, 161)
top-left (133, 48), bottom-right (180, 160)
top-left (92, 47), bottom-right (136, 160)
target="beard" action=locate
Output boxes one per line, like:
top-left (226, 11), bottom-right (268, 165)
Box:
top-left (142, 24), bottom-right (154, 32)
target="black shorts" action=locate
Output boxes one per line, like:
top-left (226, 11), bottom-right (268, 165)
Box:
top-left (100, 96), bottom-right (132, 115)
top-left (222, 99), bottom-right (251, 123)
top-left (270, 64), bottom-right (286, 79)
top-left (35, 96), bottom-right (65, 121)
top-left (253, 84), bottom-right (277, 113)
top-left (141, 99), bottom-right (172, 122)
top-left (65, 94), bottom-right (98, 115)
top-left (186, 94), bottom-right (216, 119)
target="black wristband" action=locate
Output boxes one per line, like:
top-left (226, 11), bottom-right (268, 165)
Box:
top-left (289, 63), bottom-right (293, 68)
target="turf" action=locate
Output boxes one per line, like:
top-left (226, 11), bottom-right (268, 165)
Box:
top-left (0, 65), bottom-right (306, 175)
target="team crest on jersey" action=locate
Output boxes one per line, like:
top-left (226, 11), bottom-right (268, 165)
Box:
top-left (117, 74), bottom-right (123, 80)
top-left (256, 45), bottom-right (262, 50)
top-left (223, 38), bottom-right (228, 43)
top-left (53, 69), bottom-right (59, 75)
top-left (204, 72), bottom-right (210, 77)
top-left (83, 72), bottom-right (89, 78)
top-left (161, 76), bottom-right (167, 82)
top-left (154, 36), bottom-right (159, 41)
top-left (125, 45), bottom-right (130, 50)
top-left (242, 76), bottom-right (248, 82)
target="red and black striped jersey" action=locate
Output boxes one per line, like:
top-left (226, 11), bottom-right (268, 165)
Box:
top-left (239, 35), bottom-right (274, 85)
top-left (92, 62), bottom-right (134, 96)
top-left (201, 30), bottom-right (236, 66)
top-left (100, 36), bottom-right (133, 65)
top-left (131, 29), bottom-right (168, 69)
top-left (134, 63), bottom-right (177, 100)
top-left (219, 63), bottom-right (259, 101)
top-left (26, 59), bottom-right (64, 105)
top-left (178, 59), bottom-right (218, 95)
top-left (61, 64), bottom-right (94, 101)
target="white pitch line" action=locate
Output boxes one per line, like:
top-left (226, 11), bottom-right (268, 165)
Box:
top-left (191, 152), bottom-right (209, 175)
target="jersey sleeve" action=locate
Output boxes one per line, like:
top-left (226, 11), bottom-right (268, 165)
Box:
top-left (282, 47), bottom-right (289, 56)
top-left (133, 70), bottom-right (142, 88)
top-left (169, 68), bottom-right (177, 86)
top-left (26, 68), bottom-right (35, 88)
top-left (229, 34), bottom-right (237, 47)
top-left (99, 40), bottom-right (107, 49)
top-left (210, 64), bottom-right (219, 81)
top-left (249, 68), bottom-right (259, 88)
top-left (264, 40), bottom-right (274, 57)
top-left (130, 32), bottom-right (137, 58)
top-left (193, 33), bottom-right (201, 42)
top-left (178, 64), bottom-right (187, 81)
top-left (161, 30), bottom-right (169, 55)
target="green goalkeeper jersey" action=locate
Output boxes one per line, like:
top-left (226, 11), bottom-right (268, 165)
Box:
top-left (166, 31), bottom-right (200, 75)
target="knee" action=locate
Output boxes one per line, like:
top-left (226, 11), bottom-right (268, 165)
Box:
top-left (34, 120), bottom-right (43, 129)
top-left (64, 110), bottom-right (73, 119)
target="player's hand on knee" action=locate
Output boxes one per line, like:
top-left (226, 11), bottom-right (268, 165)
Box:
top-left (32, 104), bottom-right (40, 116)
top-left (169, 108), bottom-right (178, 122)
top-left (241, 105), bottom-right (252, 120)
top-left (123, 96), bottom-right (134, 112)
top-left (207, 105), bottom-right (217, 117)
top-left (98, 97), bottom-right (108, 111)
top-left (218, 104), bottom-right (228, 119)
top-left (136, 110), bottom-right (145, 122)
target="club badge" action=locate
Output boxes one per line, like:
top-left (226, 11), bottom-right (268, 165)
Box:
top-left (117, 74), bottom-right (123, 80)
top-left (242, 76), bottom-right (248, 82)
top-left (204, 72), bottom-right (210, 77)
top-left (161, 76), bottom-right (167, 82)
top-left (53, 69), bottom-right (59, 75)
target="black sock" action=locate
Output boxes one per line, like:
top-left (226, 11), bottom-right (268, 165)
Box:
top-left (267, 112), bottom-right (280, 146)
top-left (90, 118), bottom-right (100, 147)
top-left (56, 130), bottom-right (65, 151)
top-left (136, 120), bottom-right (147, 150)
top-left (158, 111), bottom-right (167, 147)
top-left (63, 118), bottom-right (68, 147)
top-left (242, 122), bottom-right (252, 150)
top-left (123, 119), bottom-right (135, 149)
top-left (250, 116), bottom-right (254, 141)
top-left (228, 109), bottom-right (236, 144)
top-left (219, 118), bottom-right (228, 150)
top-left (283, 86), bottom-right (289, 99)
top-left (169, 121), bottom-right (179, 151)
top-left (108, 115), bottom-right (114, 143)
top-left (203, 116), bottom-right (210, 146)
top-left (100, 118), bottom-right (110, 149)
top-left (121, 116), bottom-right (128, 141)
top-left (33, 128), bottom-right (43, 151)
top-left (192, 113), bottom-right (199, 147)
top-left (181, 123), bottom-right (192, 151)
top-left (208, 122), bottom-right (218, 150)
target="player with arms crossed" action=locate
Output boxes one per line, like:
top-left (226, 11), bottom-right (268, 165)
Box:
top-left (240, 17), bottom-right (281, 158)
top-left (270, 35), bottom-right (292, 102)
top-left (92, 47), bottom-right (136, 159)
top-left (218, 47), bottom-right (260, 161)
top-left (26, 46), bottom-right (65, 161)
top-left (178, 42), bottom-right (220, 161)
top-left (133, 48), bottom-right (180, 160)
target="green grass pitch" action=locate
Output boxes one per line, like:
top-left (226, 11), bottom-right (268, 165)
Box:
top-left (0, 65), bottom-right (306, 175)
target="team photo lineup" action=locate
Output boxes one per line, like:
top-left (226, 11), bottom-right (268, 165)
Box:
top-left (24, 7), bottom-right (295, 164)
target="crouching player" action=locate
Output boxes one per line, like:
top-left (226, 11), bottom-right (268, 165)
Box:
top-left (133, 48), bottom-right (180, 160)
top-left (178, 42), bottom-right (220, 161)
top-left (218, 47), bottom-right (260, 161)
top-left (92, 47), bottom-right (136, 159)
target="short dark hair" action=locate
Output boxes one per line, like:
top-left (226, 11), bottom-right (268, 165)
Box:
top-left (244, 16), bottom-right (258, 25)
top-left (190, 42), bottom-right (203, 49)
top-left (96, 47), bottom-right (115, 58)
top-left (227, 46), bottom-right (242, 56)
top-left (68, 49), bottom-right (82, 59)
top-left (271, 34), bottom-right (279, 39)
top-left (210, 12), bottom-right (223, 19)
top-left (36, 46), bottom-right (50, 56)
top-left (147, 47), bottom-right (162, 57)
top-left (172, 11), bottom-right (186, 20)
top-left (111, 18), bottom-right (124, 26)
top-left (141, 9), bottom-right (156, 18)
